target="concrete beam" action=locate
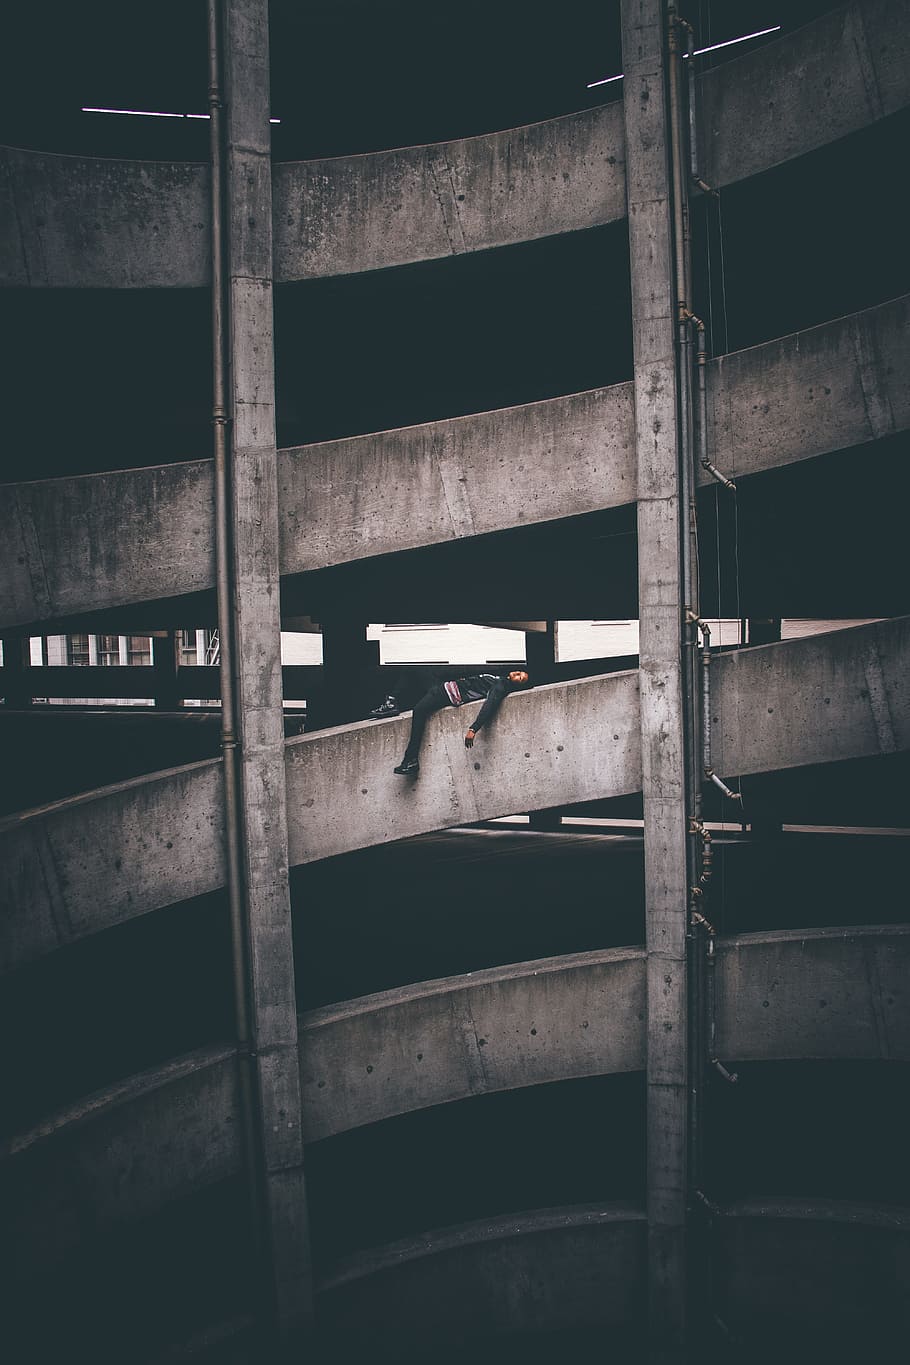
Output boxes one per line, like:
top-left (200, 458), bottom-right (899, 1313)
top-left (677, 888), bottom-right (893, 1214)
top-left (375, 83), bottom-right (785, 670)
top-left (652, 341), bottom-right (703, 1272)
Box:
top-left (709, 616), bottom-right (910, 779)
top-left (715, 925), bottom-right (910, 1063)
top-left (2, 619), bottom-right (908, 972)
top-left (3, 297), bottom-right (906, 633)
top-left (4, 928), bottom-right (907, 1262)
top-left (2, 1046), bottom-right (239, 1270)
top-left (299, 948), bottom-right (646, 1141)
top-left (273, 102), bottom-right (625, 280)
top-left (3, 6), bottom-right (906, 290)
top-left (0, 148), bottom-right (209, 288)
top-left (700, 0), bottom-right (909, 190)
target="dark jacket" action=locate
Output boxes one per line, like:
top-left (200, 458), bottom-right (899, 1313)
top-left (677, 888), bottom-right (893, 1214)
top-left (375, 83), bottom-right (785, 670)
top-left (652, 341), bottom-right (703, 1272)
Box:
top-left (450, 674), bottom-right (513, 732)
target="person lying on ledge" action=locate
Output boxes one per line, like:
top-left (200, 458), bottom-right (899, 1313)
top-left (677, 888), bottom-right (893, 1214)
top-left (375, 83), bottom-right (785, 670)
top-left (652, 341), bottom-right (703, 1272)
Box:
top-left (369, 666), bottom-right (531, 777)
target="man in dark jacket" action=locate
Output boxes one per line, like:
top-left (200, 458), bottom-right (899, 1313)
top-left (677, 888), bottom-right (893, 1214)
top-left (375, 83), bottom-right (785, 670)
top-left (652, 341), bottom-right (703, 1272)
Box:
top-left (370, 667), bottom-right (530, 776)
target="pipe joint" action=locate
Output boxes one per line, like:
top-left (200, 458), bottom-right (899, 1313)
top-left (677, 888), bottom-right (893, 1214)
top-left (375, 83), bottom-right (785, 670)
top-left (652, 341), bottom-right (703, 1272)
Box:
top-left (705, 768), bottom-right (742, 802)
top-left (692, 176), bottom-right (720, 198)
top-left (701, 458), bottom-right (737, 492)
top-left (711, 1058), bottom-right (739, 1084)
top-left (690, 909), bottom-right (716, 934)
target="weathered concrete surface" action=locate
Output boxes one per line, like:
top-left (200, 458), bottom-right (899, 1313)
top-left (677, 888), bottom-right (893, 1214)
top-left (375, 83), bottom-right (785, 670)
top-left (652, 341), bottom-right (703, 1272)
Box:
top-left (3, 7), bottom-right (905, 290)
top-left (2, 460), bottom-right (214, 629)
top-left (716, 926), bottom-right (910, 1062)
top-left (622, 0), bottom-right (690, 1348)
top-left (274, 103), bottom-right (625, 280)
top-left (1, 1046), bottom-right (238, 1269)
top-left (221, 0), bottom-right (311, 1333)
top-left (710, 617), bottom-right (910, 778)
top-left (278, 383), bottom-right (635, 575)
top-left (2, 297), bottom-right (906, 633)
top-left (701, 0), bottom-right (910, 190)
top-left (0, 147), bottom-right (209, 288)
top-left (3, 620), bottom-right (908, 971)
top-left (703, 294), bottom-right (909, 486)
top-left (0, 759), bottom-right (225, 972)
top-left (317, 1205), bottom-right (646, 1339)
top-left (284, 671), bottom-right (641, 864)
top-left (715, 1199), bottom-right (910, 1343)
top-left (299, 948), bottom-right (646, 1141)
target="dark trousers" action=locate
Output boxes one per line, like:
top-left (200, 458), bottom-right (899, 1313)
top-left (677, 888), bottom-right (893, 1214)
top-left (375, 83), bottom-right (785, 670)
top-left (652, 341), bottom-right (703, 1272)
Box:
top-left (402, 683), bottom-right (451, 763)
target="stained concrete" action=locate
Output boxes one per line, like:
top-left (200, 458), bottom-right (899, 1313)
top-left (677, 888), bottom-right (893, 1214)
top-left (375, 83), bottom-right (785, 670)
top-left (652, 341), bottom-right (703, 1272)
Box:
top-left (4, 296), bottom-right (905, 633)
top-left (2, 620), bottom-right (908, 971)
top-left (3, 928), bottom-right (907, 1245)
top-left (2, 4), bottom-right (906, 289)
top-left (700, 0), bottom-right (909, 189)
top-left (298, 947), bottom-right (646, 1141)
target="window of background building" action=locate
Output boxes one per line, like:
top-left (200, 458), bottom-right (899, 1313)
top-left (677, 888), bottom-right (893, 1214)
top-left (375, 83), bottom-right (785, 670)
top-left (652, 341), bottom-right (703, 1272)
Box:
top-left (128, 636), bottom-right (152, 666)
top-left (178, 630), bottom-right (197, 666)
top-left (67, 634), bottom-right (90, 666)
top-left (97, 634), bottom-right (120, 666)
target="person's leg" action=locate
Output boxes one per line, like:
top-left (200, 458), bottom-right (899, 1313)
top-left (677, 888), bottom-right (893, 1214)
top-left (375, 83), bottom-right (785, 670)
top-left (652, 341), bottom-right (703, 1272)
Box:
top-left (370, 665), bottom-right (439, 718)
top-left (400, 685), bottom-right (449, 765)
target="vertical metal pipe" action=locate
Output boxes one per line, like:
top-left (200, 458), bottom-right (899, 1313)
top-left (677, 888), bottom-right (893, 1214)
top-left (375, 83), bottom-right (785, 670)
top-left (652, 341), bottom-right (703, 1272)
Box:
top-left (207, 0), bottom-right (268, 1294)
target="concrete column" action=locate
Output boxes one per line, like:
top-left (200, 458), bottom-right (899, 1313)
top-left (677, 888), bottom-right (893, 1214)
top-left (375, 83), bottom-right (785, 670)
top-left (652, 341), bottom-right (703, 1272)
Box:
top-left (526, 623), bottom-right (562, 829)
top-left (620, 1), bottom-right (690, 1357)
top-left (222, 0), bottom-right (311, 1342)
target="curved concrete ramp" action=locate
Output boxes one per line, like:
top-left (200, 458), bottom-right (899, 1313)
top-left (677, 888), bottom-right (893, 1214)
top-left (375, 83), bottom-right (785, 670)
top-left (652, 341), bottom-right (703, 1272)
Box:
top-left (714, 1199), bottom-right (910, 1345)
top-left (316, 1205), bottom-right (646, 1339)
top-left (299, 948), bottom-right (646, 1142)
top-left (700, 0), bottom-right (908, 190)
top-left (2, 1045), bottom-right (238, 1268)
top-left (3, 5), bottom-right (906, 290)
top-left (3, 930), bottom-right (907, 1259)
top-left (715, 926), bottom-right (910, 1064)
top-left (3, 296), bottom-right (906, 633)
top-left (0, 148), bottom-right (209, 289)
top-left (2, 619), bottom-right (908, 970)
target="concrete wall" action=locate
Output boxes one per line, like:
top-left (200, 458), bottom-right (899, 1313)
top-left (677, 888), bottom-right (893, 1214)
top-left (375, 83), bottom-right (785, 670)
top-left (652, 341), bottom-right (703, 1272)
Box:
top-left (0, 148), bottom-right (209, 288)
top-left (700, 0), bottom-right (909, 189)
top-left (3, 297), bottom-right (906, 633)
top-left (3, 4), bottom-right (906, 289)
top-left (3, 928), bottom-right (906, 1259)
top-left (715, 925), bottom-right (910, 1062)
top-left (2, 619), bottom-right (907, 970)
top-left (298, 947), bottom-right (646, 1141)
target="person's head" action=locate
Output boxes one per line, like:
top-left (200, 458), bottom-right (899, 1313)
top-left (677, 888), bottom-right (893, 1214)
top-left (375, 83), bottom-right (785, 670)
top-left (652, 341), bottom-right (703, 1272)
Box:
top-left (508, 670), bottom-right (530, 686)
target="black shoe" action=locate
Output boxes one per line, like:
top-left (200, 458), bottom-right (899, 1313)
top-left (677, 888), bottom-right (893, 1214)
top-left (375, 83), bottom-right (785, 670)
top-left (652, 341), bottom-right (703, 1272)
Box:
top-left (393, 759), bottom-right (419, 777)
top-left (370, 696), bottom-right (401, 719)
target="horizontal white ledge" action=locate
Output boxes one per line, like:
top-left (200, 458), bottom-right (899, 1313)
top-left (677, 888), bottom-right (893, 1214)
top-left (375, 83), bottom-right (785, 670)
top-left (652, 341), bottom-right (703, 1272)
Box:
top-left (1, 3), bottom-right (905, 287)
top-left (3, 296), bottom-right (906, 633)
top-left (1, 620), bottom-right (907, 972)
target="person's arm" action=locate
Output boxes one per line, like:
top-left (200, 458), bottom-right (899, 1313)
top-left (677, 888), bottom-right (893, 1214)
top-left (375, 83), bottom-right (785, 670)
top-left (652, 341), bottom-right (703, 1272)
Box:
top-left (464, 679), bottom-right (507, 746)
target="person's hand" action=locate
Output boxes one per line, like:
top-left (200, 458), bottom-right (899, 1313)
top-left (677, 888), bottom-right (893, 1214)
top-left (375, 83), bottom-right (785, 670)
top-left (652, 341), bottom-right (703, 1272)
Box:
top-left (464, 729), bottom-right (476, 748)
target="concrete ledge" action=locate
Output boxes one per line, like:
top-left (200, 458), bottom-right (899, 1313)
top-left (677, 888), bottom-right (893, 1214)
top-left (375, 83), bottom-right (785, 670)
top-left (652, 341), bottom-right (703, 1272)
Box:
top-left (710, 616), bottom-right (910, 777)
top-left (0, 759), bottom-right (226, 971)
top-left (3, 6), bottom-right (906, 289)
top-left (714, 1198), bottom-right (910, 1343)
top-left (3, 929), bottom-right (909, 1283)
top-left (1, 1045), bottom-right (238, 1268)
top-left (299, 948), bottom-right (646, 1141)
top-left (2, 620), bottom-right (907, 969)
top-left (716, 925), bottom-right (910, 1062)
top-left (274, 102), bottom-right (625, 279)
top-left (701, 0), bottom-right (909, 189)
top-left (3, 297), bottom-right (906, 632)
top-left (0, 148), bottom-right (209, 288)
top-left (315, 1204), bottom-right (646, 1341)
